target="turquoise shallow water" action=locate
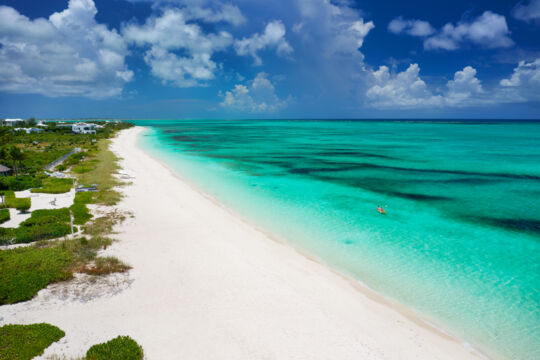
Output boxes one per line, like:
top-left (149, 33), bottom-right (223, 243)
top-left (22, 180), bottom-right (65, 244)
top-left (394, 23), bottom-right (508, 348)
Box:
top-left (136, 120), bottom-right (540, 360)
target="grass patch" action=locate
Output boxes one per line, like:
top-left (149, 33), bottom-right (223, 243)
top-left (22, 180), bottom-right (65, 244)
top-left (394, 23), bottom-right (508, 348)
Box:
top-left (86, 336), bottom-right (143, 360)
top-left (64, 151), bottom-right (86, 167)
top-left (13, 208), bottom-right (72, 244)
top-left (0, 208), bottom-right (9, 224)
top-left (0, 246), bottom-right (73, 304)
top-left (31, 178), bottom-right (73, 194)
top-left (79, 257), bottom-right (131, 276)
top-left (4, 196), bottom-right (31, 212)
top-left (0, 236), bottom-right (130, 305)
top-left (70, 191), bottom-right (94, 225)
top-left (0, 323), bottom-right (65, 360)
top-left (76, 140), bottom-right (123, 206)
top-left (83, 210), bottom-right (126, 237)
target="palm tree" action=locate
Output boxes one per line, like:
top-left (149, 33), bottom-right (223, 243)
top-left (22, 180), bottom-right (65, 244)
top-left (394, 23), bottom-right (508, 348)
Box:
top-left (9, 147), bottom-right (24, 178)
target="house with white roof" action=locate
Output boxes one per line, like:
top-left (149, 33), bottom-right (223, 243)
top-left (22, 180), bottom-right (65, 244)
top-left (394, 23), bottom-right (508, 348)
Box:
top-left (3, 119), bottom-right (25, 127)
top-left (72, 122), bottom-right (96, 134)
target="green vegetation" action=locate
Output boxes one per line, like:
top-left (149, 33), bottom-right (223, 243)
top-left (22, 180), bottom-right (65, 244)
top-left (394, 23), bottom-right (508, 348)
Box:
top-left (0, 208), bottom-right (72, 245)
top-left (83, 210), bottom-right (126, 237)
top-left (0, 323), bottom-right (65, 360)
top-left (71, 192), bottom-right (94, 225)
top-left (31, 177), bottom-right (73, 194)
top-left (15, 198), bottom-right (31, 213)
top-left (0, 175), bottom-right (42, 191)
top-left (0, 121), bottom-right (133, 305)
top-left (86, 336), bottom-right (143, 360)
top-left (0, 236), bottom-right (130, 305)
top-left (76, 140), bottom-right (123, 205)
top-left (0, 246), bottom-right (72, 304)
top-left (0, 121), bottom-right (133, 192)
top-left (0, 209), bottom-right (9, 224)
top-left (3, 192), bottom-right (31, 211)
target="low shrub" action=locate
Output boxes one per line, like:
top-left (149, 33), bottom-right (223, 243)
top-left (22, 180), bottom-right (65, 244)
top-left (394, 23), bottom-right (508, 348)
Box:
top-left (5, 197), bottom-right (31, 211)
top-left (0, 175), bottom-right (42, 192)
top-left (31, 177), bottom-right (73, 194)
top-left (15, 199), bottom-right (31, 213)
top-left (0, 246), bottom-right (73, 304)
top-left (0, 323), bottom-right (65, 360)
top-left (0, 236), bottom-right (128, 304)
top-left (70, 191), bottom-right (94, 225)
top-left (0, 227), bottom-right (14, 245)
top-left (14, 223), bottom-right (71, 244)
top-left (73, 191), bottom-right (94, 204)
top-left (86, 336), bottom-right (143, 360)
top-left (83, 211), bottom-right (126, 236)
top-left (15, 208), bottom-right (71, 244)
top-left (80, 256), bottom-right (131, 276)
top-left (20, 208), bottom-right (70, 226)
top-left (0, 208), bottom-right (10, 224)
top-left (70, 203), bottom-right (92, 225)
top-left (64, 151), bottom-right (85, 167)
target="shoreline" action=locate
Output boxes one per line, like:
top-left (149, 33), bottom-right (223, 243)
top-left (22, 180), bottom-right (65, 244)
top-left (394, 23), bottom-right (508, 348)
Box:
top-left (0, 127), bottom-right (487, 359)
top-left (137, 127), bottom-right (486, 353)
top-left (135, 127), bottom-right (489, 359)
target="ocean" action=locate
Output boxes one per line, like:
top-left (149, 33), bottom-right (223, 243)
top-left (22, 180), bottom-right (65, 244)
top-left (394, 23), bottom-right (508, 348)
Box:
top-left (135, 119), bottom-right (540, 360)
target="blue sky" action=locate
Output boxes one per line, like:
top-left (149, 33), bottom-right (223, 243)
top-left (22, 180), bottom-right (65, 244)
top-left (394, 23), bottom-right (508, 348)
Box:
top-left (0, 0), bottom-right (539, 119)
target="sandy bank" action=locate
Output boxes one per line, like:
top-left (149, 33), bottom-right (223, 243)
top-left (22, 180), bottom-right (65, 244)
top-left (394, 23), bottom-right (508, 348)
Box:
top-left (0, 127), bottom-right (481, 359)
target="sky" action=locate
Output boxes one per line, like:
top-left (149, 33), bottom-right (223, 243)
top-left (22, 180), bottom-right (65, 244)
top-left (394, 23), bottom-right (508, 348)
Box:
top-left (0, 0), bottom-right (539, 119)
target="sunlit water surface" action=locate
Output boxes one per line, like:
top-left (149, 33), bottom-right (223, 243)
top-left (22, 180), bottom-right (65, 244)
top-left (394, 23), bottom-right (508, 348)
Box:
top-left (136, 120), bottom-right (540, 360)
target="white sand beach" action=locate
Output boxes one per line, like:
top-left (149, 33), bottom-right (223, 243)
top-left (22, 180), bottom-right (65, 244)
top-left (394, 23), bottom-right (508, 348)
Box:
top-left (0, 127), bottom-right (482, 359)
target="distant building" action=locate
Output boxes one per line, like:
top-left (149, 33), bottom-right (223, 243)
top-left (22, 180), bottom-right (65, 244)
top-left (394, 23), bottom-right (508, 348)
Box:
top-left (14, 128), bottom-right (44, 134)
top-left (0, 164), bottom-right (11, 176)
top-left (36, 120), bottom-right (48, 127)
top-left (72, 122), bottom-right (96, 134)
top-left (3, 118), bottom-right (25, 127)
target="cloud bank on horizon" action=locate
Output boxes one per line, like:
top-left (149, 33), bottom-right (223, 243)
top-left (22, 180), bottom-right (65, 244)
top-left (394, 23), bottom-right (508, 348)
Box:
top-left (0, 0), bottom-right (539, 118)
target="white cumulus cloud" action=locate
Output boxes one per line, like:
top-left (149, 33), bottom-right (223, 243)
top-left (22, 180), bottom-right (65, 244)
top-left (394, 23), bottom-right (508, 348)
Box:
top-left (234, 21), bottom-right (293, 66)
top-left (388, 17), bottom-right (435, 37)
top-left (366, 64), bottom-right (443, 108)
top-left (125, 0), bottom-right (246, 25)
top-left (296, 0), bottom-right (374, 58)
top-left (499, 59), bottom-right (540, 101)
top-left (366, 64), bottom-right (486, 108)
top-left (221, 72), bottom-right (290, 112)
top-left (122, 8), bottom-right (233, 87)
top-left (0, 0), bottom-right (132, 98)
top-left (424, 11), bottom-right (514, 51)
top-left (512, 0), bottom-right (540, 23)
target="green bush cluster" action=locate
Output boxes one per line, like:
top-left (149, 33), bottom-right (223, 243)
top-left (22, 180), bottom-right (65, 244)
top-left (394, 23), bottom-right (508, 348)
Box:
top-left (7, 197), bottom-right (31, 213)
top-left (71, 192), bottom-right (94, 225)
top-left (64, 151), bottom-right (86, 167)
top-left (15, 208), bottom-right (72, 244)
top-left (0, 236), bottom-right (128, 304)
top-left (0, 208), bottom-right (72, 245)
top-left (86, 336), bottom-right (143, 360)
top-left (0, 208), bottom-right (9, 224)
top-left (1, 191), bottom-right (31, 212)
top-left (0, 323), bottom-right (65, 360)
top-left (0, 246), bottom-right (73, 304)
top-left (31, 177), bottom-right (73, 194)
top-left (0, 195), bottom-right (95, 245)
top-left (0, 175), bottom-right (42, 192)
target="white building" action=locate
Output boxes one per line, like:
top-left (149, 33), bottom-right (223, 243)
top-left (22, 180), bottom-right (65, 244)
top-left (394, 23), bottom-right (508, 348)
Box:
top-left (3, 118), bottom-right (25, 127)
top-left (14, 128), bottom-right (44, 134)
top-left (72, 122), bottom-right (96, 134)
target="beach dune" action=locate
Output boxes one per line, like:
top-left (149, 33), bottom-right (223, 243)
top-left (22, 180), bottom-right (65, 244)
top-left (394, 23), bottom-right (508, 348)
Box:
top-left (0, 127), bottom-right (480, 359)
